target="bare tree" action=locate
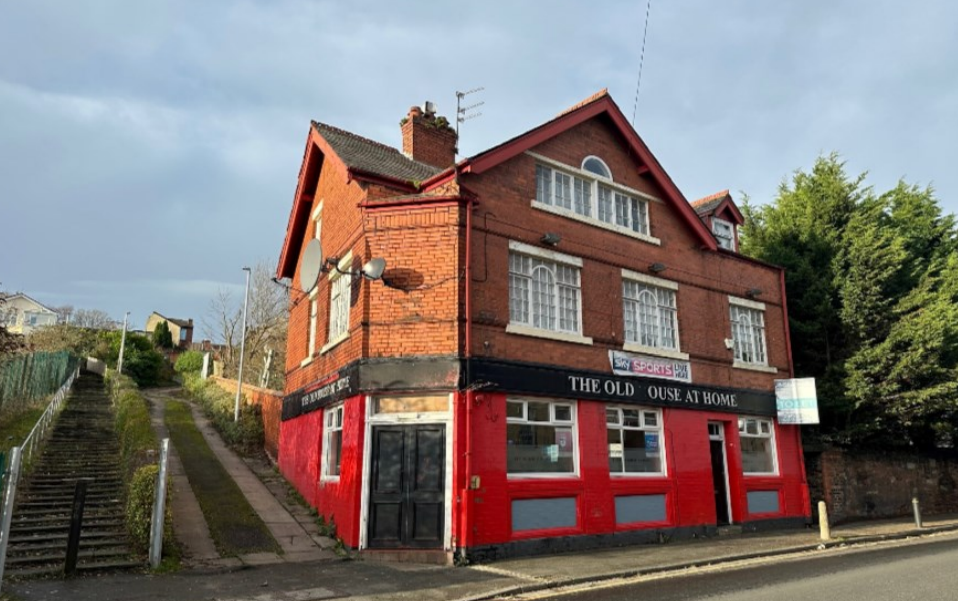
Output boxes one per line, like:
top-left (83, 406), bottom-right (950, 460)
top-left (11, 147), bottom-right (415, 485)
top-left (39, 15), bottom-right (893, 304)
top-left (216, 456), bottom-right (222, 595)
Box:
top-left (51, 305), bottom-right (74, 324)
top-left (204, 260), bottom-right (288, 388)
top-left (72, 308), bottom-right (119, 329)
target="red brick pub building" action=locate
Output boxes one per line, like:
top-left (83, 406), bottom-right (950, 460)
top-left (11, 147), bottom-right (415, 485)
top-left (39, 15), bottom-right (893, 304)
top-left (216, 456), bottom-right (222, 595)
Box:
top-left (275, 90), bottom-right (809, 562)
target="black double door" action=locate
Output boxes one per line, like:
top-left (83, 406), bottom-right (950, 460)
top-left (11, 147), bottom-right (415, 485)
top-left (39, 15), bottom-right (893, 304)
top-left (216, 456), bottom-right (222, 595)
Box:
top-left (368, 425), bottom-right (445, 549)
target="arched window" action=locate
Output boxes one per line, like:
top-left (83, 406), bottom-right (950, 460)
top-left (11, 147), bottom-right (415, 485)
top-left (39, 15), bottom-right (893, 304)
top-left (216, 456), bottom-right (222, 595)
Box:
top-left (582, 156), bottom-right (612, 180)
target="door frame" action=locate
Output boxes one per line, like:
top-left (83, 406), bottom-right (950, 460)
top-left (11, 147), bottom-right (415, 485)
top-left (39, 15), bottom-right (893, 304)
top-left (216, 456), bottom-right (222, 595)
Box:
top-left (707, 421), bottom-right (733, 525)
top-left (358, 393), bottom-right (454, 551)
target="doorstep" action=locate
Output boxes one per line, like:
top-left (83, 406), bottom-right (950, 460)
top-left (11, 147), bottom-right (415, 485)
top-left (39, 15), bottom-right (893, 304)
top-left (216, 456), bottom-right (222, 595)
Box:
top-left (361, 548), bottom-right (453, 565)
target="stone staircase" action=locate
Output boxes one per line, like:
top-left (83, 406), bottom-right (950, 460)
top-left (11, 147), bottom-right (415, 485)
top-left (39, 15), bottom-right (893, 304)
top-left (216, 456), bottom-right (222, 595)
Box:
top-left (3, 372), bottom-right (140, 578)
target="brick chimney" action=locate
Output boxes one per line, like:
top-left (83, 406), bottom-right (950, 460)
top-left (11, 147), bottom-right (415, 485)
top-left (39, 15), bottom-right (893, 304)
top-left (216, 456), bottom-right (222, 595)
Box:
top-left (401, 102), bottom-right (458, 169)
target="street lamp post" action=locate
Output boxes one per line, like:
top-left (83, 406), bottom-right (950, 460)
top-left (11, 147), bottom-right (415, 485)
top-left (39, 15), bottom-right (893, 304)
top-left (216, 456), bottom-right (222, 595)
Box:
top-left (234, 267), bottom-right (251, 422)
top-left (117, 311), bottom-right (130, 375)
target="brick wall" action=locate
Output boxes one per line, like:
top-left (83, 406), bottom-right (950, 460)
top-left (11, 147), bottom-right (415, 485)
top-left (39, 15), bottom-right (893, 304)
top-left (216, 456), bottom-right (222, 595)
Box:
top-left (806, 448), bottom-right (958, 523)
top-left (210, 376), bottom-right (283, 461)
top-left (462, 118), bottom-right (788, 390)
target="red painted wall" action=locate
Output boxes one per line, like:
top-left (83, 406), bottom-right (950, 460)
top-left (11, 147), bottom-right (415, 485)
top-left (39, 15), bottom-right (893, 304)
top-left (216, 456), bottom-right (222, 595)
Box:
top-left (279, 394), bottom-right (367, 548)
top-left (460, 393), bottom-right (807, 548)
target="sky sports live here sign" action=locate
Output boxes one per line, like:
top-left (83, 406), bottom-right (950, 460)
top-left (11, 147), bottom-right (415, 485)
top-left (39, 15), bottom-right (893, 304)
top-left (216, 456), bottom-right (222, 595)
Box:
top-left (609, 350), bottom-right (691, 383)
top-left (775, 378), bottom-right (819, 424)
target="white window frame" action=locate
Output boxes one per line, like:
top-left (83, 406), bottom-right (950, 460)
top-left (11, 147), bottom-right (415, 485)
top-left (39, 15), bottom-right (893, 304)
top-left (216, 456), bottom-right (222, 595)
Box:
top-left (507, 241), bottom-right (593, 346)
top-left (621, 270), bottom-right (688, 360)
top-left (606, 405), bottom-right (666, 477)
top-left (581, 155), bottom-right (612, 179)
top-left (738, 417), bottom-right (779, 475)
top-left (713, 217), bottom-right (735, 251)
top-left (729, 296), bottom-right (776, 373)
top-left (321, 403), bottom-right (344, 480)
top-left (322, 252), bottom-right (352, 353)
top-left (506, 398), bottom-right (579, 479)
top-left (529, 152), bottom-right (661, 246)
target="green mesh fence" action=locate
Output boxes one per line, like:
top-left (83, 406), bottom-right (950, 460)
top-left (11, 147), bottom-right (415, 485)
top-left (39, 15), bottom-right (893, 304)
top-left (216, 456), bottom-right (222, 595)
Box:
top-left (0, 351), bottom-right (80, 415)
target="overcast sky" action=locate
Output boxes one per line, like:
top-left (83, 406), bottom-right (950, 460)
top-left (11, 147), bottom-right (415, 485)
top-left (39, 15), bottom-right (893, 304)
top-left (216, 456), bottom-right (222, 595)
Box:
top-left (2, 1), bottom-right (956, 335)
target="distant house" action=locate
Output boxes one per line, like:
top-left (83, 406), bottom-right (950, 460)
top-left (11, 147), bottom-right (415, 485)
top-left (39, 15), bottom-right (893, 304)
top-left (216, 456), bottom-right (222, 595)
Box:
top-left (145, 312), bottom-right (194, 349)
top-left (691, 190), bottom-right (744, 252)
top-left (0, 293), bottom-right (58, 335)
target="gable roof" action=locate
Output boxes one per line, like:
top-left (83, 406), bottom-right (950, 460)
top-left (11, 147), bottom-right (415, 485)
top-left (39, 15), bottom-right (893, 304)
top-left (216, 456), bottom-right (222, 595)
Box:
top-left (312, 122), bottom-right (442, 184)
top-left (3, 293), bottom-right (56, 314)
top-left (150, 311), bottom-right (192, 329)
top-left (692, 190), bottom-right (729, 215)
top-left (692, 190), bottom-right (744, 224)
top-left (277, 122), bottom-right (447, 279)
top-left (454, 91), bottom-right (718, 250)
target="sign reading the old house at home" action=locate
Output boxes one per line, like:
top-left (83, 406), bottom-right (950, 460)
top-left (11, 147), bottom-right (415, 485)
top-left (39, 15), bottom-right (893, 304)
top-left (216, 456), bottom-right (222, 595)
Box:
top-left (609, 350), bottom-right (691, 383)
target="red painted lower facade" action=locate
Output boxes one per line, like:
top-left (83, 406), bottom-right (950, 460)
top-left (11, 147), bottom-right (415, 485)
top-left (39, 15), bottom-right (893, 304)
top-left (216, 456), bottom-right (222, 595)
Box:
top-left (278, 368), bottom-right (809, 559)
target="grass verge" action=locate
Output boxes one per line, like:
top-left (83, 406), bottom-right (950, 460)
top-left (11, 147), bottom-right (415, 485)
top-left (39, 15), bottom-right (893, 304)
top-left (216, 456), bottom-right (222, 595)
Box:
top-left (164, 399), bottom-right (280, 556)
top-left (0, 407), bottom-right (45, 455)
top-left (181, 374), bottom-right (264, 456)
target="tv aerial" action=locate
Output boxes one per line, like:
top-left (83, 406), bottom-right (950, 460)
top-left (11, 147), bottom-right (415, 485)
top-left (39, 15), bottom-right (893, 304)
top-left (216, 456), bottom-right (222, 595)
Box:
top-left (456, 87), bottom-right (485, 149)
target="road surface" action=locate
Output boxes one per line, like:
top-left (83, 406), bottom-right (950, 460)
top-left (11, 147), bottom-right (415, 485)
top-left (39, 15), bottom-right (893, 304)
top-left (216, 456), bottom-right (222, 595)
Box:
top-left (520, 533), bottom-right (958, 600)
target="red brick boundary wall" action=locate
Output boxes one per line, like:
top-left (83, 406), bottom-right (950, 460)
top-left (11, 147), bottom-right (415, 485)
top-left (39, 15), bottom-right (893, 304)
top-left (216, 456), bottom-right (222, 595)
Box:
top-left (806, 448), bottom-right (958, 523)
top-left (210, 376), bottom-right (283, 462)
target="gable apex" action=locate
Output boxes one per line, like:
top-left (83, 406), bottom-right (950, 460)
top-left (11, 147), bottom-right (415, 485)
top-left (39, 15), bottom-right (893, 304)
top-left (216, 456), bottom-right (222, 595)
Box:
top-left (459, 91), bottom-right (718, 251)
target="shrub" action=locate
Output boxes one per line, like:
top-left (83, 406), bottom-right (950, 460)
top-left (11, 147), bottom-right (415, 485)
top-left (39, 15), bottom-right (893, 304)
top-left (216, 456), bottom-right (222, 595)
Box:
top-left (181, 374), bottom-right (264, 455)
top-left (95, 331), bottom-right (166, 387)
top-left (174, 350), bottom-right (204, 375)
top-left (108, 375), bottom-right (158, 473)
top-left (126, 464), bottom-right (175, 555)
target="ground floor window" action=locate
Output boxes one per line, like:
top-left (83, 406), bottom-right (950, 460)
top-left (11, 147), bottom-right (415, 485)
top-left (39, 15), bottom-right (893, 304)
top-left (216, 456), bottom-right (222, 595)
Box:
top-left (506, 398), bottom-right (576, 475)
top-left (738, 417), bottom-right (777, 474)
top-left (606, 406), bottom-right (664, 475)
top-left (323, 404), bottom-right (344, 479)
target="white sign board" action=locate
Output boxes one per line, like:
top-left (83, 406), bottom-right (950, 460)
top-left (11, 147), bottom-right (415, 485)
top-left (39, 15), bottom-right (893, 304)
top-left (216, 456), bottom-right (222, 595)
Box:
top-left (774, 378), bottom-right (819, 424)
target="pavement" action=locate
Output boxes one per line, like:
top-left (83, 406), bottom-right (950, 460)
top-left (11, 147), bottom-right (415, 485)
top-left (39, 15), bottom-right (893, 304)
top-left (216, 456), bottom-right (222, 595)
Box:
top-left (6, 388), bottom-right (958, 601)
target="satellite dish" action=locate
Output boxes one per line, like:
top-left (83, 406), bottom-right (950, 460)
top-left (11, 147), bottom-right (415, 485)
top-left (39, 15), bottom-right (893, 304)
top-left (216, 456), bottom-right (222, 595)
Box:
top-left (299, 239), bottom-right (323, 292)
top-left (361, 257), bottom-right (387, 280)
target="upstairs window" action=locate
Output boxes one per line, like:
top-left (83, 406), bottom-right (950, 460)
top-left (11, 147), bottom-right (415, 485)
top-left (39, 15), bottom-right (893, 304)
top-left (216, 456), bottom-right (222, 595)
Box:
top-left (730, 300), bottom-right (767, 365)
top-left (713, 217), bottom-right (735, 251)
top-left (326, 253), bottom-right (352, 348)
top-left (533, 156), bottom-right (652, 239)
top-left (623, 277), bottom-right (679, 351)
top-left (582, 156), bottom-right (611, 179)
top-left (509, 246), bottom-right (582, 335)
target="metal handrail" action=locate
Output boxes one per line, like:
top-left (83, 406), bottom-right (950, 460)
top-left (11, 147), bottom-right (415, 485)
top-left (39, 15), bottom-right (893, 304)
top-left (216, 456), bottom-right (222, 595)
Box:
top-left (21, 366), bottom-right (80, 467)
top-left (0, 366), bottom-right (80, 589)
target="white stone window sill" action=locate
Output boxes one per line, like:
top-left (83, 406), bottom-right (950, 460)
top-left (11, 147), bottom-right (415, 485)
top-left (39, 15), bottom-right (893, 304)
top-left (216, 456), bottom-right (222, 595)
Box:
top-left (320, 331), bottom-right (349, 355)
top-left (299, 356), bottom-right (314, 368)
top-left (531, 200), bottom-right (661, 246)
top-left (732, 361), bottom-right (779, 374)
top-left (506, 323), bottom-right (593, 346)
top-left (622, 343), bottom-right (689, 361)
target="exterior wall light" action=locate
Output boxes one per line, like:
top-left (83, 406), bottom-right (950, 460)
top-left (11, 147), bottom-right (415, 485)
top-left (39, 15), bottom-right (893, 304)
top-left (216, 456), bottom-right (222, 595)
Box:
top-left (649, 262), bottom-right (667, 273)
top-left (746, 287), bottom-right (763, 298)
top-left (540, 233), bottom-right (562, 246)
